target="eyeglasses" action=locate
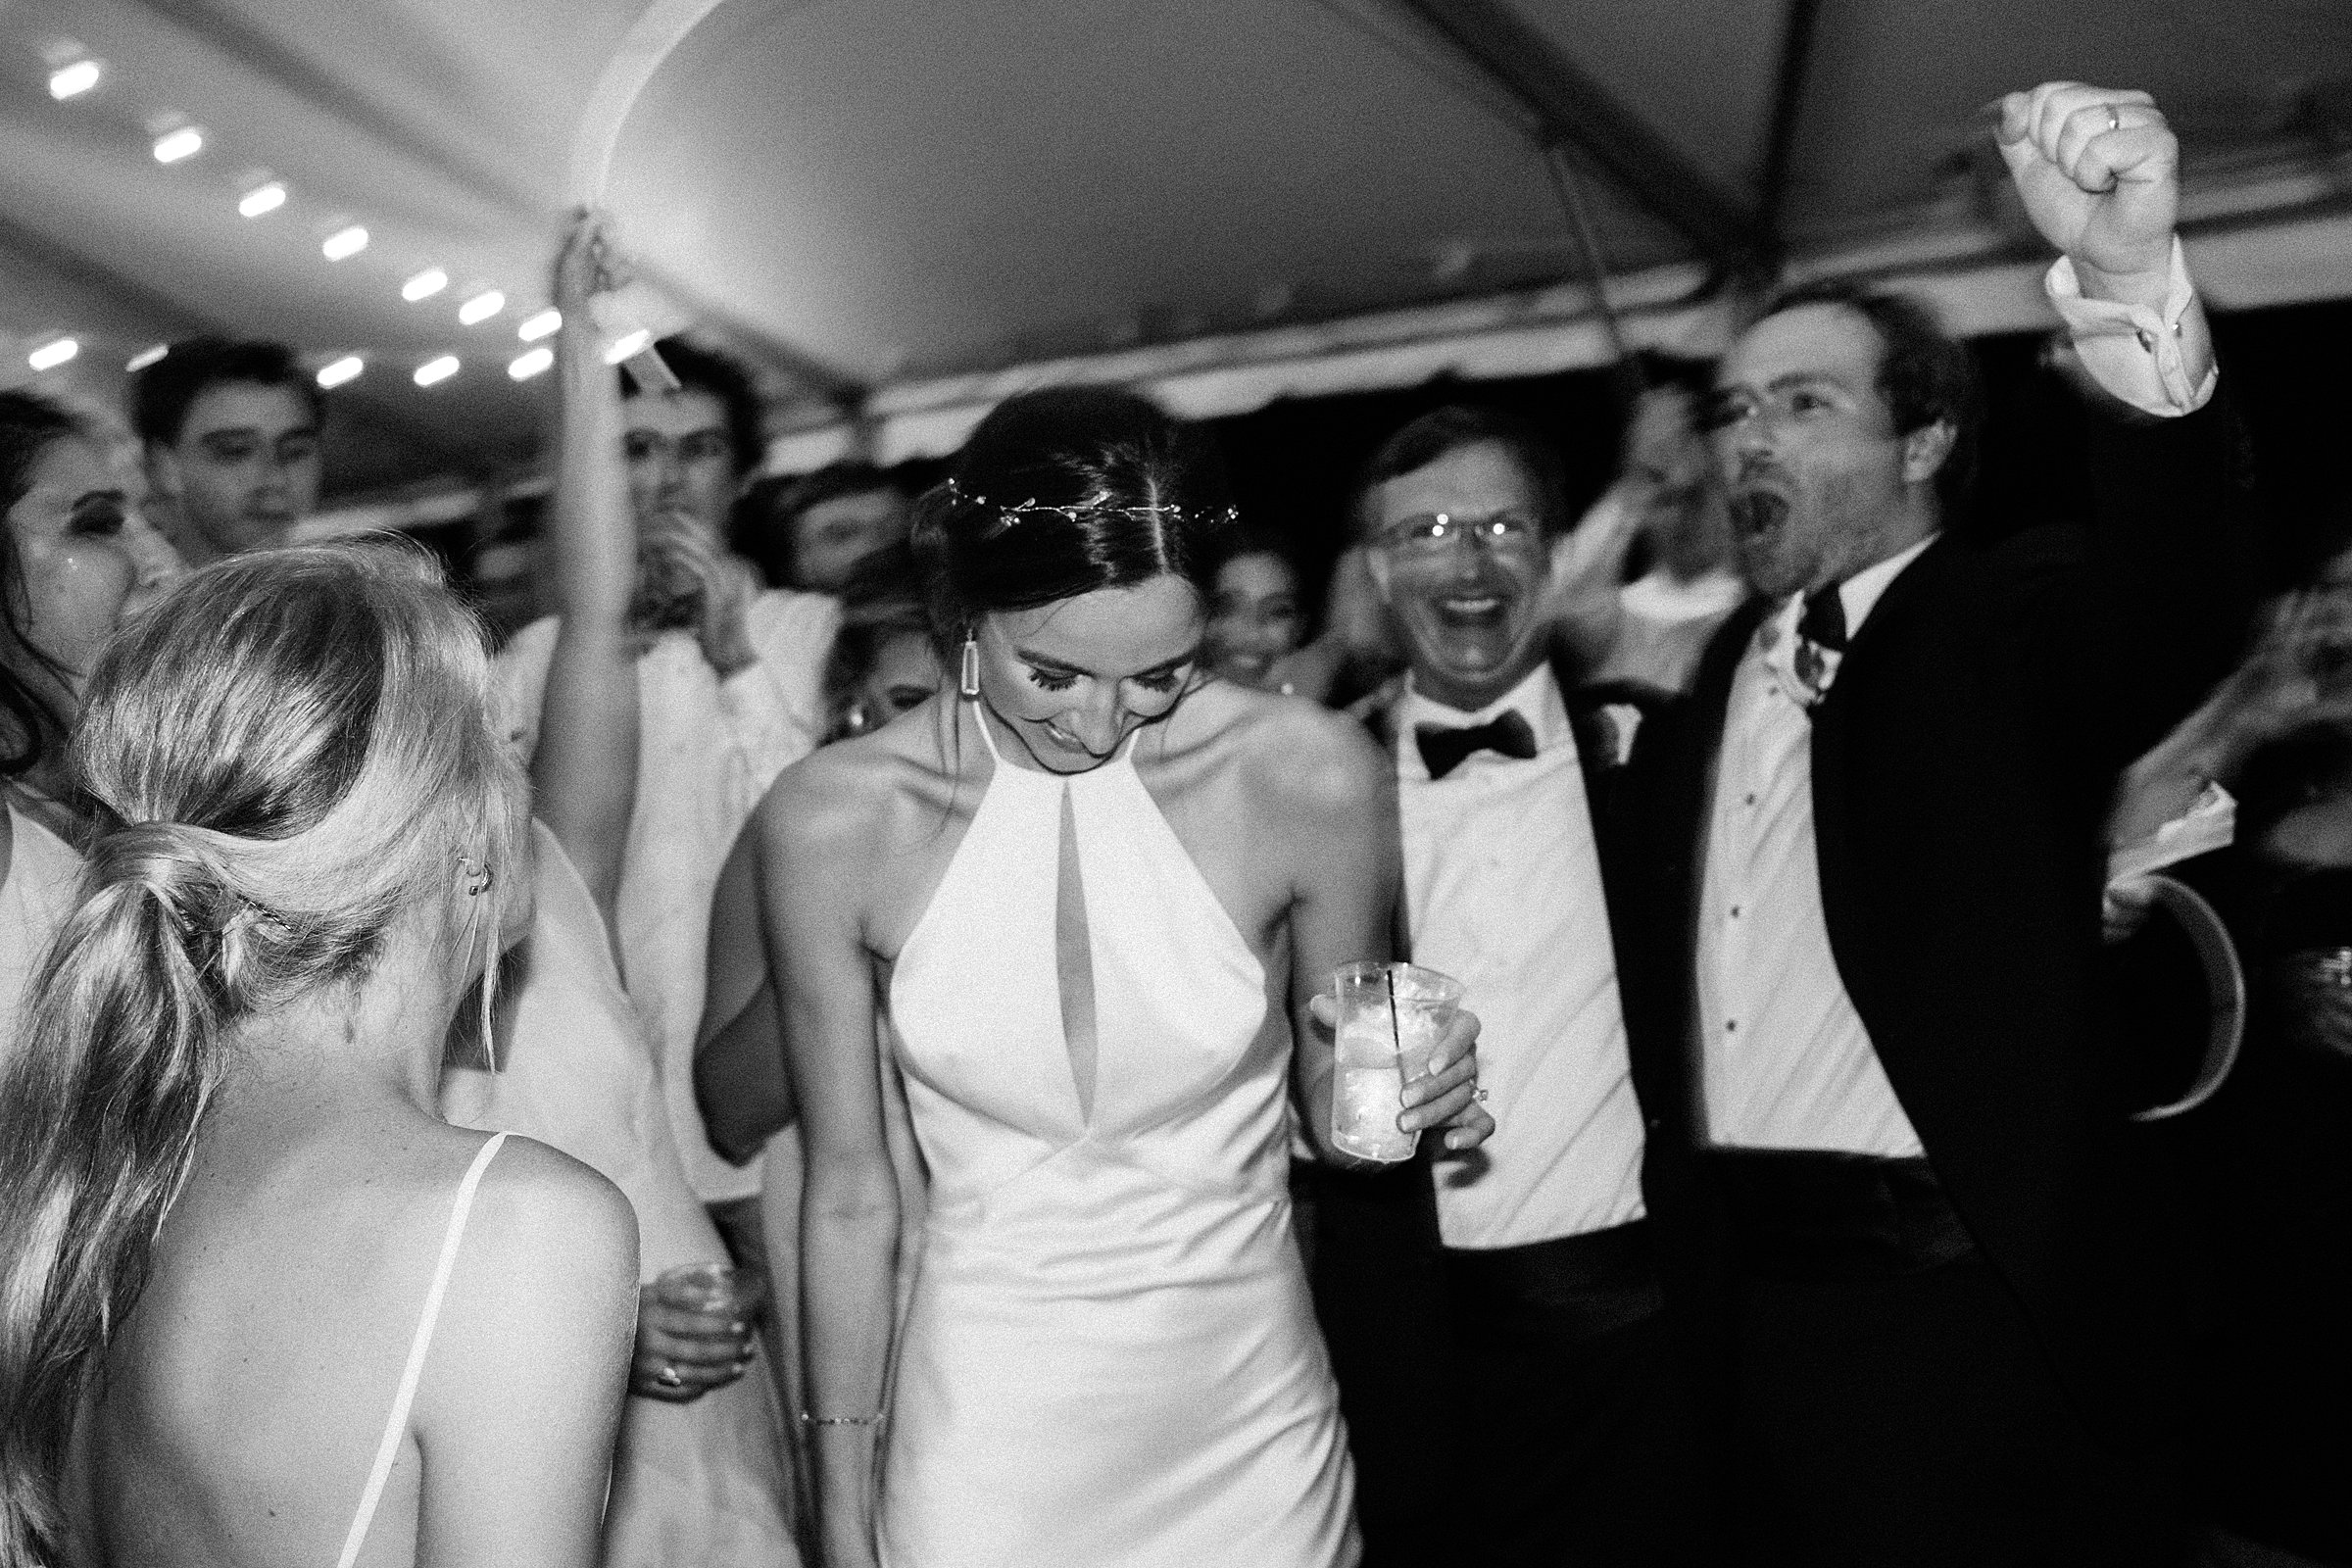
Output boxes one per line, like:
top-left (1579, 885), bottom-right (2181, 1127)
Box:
top-left (1375, 510), bottom-right (1543, 557)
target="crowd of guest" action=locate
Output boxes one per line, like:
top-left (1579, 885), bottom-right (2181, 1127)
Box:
top-left (0, 76), bottom-right (2346, 1568)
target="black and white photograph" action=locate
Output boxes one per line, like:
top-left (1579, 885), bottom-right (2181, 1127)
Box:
top-left (1, 2), bottom-right (2348, 1564)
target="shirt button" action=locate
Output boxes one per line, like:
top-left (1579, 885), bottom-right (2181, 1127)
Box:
top-left (1725, 1019), bottom-right (1739, 1033)
top-left (1730, 906), bottom-right (1741, 919)
top-left (1743, 793), bottom-right (1757, 808)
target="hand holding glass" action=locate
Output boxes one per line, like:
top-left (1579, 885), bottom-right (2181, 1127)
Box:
top-left (1330, 961), bottom-right (1466, 1162)
top-left (655, 1260), bottom-right (769, 1320)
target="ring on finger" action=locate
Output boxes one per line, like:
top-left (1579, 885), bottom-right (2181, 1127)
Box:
top-left (2105, 104), bottom-right (2120, 132)
top-left (656, 1362), bottom-right (684, 1389)
top-left (1472, 1087), bottom-right (1490, 1103)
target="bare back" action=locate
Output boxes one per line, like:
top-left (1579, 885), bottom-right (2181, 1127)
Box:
top-left (74, 1091), bottom-right (637, 1568)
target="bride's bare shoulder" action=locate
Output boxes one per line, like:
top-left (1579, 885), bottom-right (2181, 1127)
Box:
top-left (1198, 683), bottom-right (1390, 819)
top-left (750, 699), bottom-right (956, 862)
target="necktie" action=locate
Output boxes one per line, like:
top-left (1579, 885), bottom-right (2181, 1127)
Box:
top-left (1793, 585), bottom-right (1847, 700)
top-left (1415, 709), bottom-right (1538, 780)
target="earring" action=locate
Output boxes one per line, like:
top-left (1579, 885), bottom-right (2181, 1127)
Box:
top-left (457, 856), bottom-right (492, 898)
top-left (958, 635), bottom-right (981, 700)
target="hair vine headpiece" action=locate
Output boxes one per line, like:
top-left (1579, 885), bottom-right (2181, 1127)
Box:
top-left (944, 476), bottom-right (1238, 529)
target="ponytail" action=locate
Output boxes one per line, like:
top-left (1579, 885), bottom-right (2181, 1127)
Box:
top-left (0, 830), bottom-right (235, 1561)
top-left (0, 542), bottom-right (527, 1562)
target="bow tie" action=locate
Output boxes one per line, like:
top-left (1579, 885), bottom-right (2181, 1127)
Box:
top-left (1792, 584), bottom-right (1847, 701)
top-left (1416, 709), bottom-right (1538, 780)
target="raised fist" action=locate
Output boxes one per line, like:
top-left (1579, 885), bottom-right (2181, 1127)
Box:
top-left (1996, 82), bottom-right (2178, 288)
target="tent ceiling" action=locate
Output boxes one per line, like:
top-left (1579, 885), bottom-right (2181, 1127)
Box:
top-left (2, 0), bottom-right (2346, 499)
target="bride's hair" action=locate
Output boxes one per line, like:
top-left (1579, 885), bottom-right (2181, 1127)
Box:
top-left (909, 387), bottom-right (1242, 658)
top-left (0, 543), bottom-right (526, 1562)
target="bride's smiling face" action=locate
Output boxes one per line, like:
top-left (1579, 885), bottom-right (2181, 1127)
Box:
top-left (973, 573), bottom-right (1205, 772)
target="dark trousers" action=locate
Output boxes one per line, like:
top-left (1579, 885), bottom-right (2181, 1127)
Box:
top-left (1714, 1150), bottom-right (2186, 1568)
top-left (1446, 1222), bottom-right (1721, 1567)
top-left (1309, 1160), bottom-right (1449, 1568)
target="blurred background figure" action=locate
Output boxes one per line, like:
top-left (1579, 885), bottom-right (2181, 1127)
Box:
top-left (0, 390), bottom-right (133, 1026)
top-left (2104, 547), bottom-right (2352, 1568)
top-left (450, 217), bottom-right (802, 1565)
top-left (1593, 354), bottom-right (1744, 695)
top-left (736, 461), bottom-right (911, 594)
top-left (821, 543), bottom-right (943, 739)
top-left (130, 338), bottom-right (322, 571)
top-left (1203, 532), bottom-right (1308, 691)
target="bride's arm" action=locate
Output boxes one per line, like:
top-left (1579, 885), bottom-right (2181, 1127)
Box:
top-left (1262, 708), bottom-right (1400, 1164)
top-left (756, 758), bottom-right (899, 1568)
top-left (1266, 707), bottom-right (1494, 1163)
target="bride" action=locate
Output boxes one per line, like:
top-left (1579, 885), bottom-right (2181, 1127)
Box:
top-left (746, 387), bottom-right (1493, 1568)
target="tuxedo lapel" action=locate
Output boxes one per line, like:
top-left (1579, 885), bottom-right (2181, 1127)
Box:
top-left (1806, 536), bottom-right (1954, 1019)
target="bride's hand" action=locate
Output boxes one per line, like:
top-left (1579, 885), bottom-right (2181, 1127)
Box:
top-left (1401, 1008), bottom-right (1493, 1152)
top-left (1303, 997), bottom-right (1494, 1152)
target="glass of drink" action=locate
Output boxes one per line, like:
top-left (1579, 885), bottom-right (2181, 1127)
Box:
top-left (655, 1260), bottom-right (770, 1323)
top-left (1330, 960), bottom-right (1465, 1162)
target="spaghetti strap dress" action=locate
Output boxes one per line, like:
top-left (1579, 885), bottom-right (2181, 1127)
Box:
top-left (333, 1132), bottom-right (508, 1567)
top-left (877, 714), bottom-right (1358, 1568)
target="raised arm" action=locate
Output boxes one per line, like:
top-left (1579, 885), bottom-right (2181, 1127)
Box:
top-left (1271, 709), bottom-right (1493, 1162)
top-left (759, 760), bottom-right (899, 1568)
top-left (529, 214), bottom-right (641, 926)
top-left (1997, 82), bottom-right (2260, 760)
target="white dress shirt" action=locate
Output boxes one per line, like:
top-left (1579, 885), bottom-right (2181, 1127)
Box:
top-left (496, 588), bottom-right (839, 1202)
top-left (1697, 540), bottom-right (1934, 1155)
top-left (1396, 665), bottom-right (1647, 1247)
top-left (1696, 248), bottom-right (2218, 1154)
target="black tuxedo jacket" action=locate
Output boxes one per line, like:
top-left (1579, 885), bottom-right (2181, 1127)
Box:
top-left (1616, 389), bottom-right (2261, 1440)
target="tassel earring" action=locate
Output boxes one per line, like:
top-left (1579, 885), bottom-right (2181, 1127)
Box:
top-left (958, 634), bottom-right (981, 700)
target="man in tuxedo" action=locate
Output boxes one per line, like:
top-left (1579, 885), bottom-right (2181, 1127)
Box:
top-left (1620, 82), bottom-right (2258, 1565)
top-left (1313, 404), bottom-right (1714, 1566)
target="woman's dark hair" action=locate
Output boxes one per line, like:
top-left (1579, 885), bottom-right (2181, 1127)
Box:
top-left (910, 387), bottom-right (1240, 659)
top-left (0, 392), bottom-right (91, 778)
top-left (821, 543), bottom-right (937, 738)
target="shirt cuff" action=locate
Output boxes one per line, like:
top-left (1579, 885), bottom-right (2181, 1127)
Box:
top-left (2044, 239), bottom-right (2217, 416)
top-left (2108, 780), bottom-right (2235, 887)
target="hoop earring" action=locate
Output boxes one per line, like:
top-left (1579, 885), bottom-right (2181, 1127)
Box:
top-left (958, 635), bottom-right (981, 701)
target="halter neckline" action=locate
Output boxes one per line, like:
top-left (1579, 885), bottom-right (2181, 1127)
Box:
top-left (969, 699), bottom-right (1142, 777)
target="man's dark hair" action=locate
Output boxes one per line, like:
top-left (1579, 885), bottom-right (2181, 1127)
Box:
top-left (1755, 279), bottom-right (1982, 512)
top-left (1355, 404), bottom-right (1570, 540)
top-left (131, 337), bottom-right (323, 447)
top-left (621, 337), bottom-right (763, 478)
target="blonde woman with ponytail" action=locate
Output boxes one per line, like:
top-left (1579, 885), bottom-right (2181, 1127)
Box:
top-left (0, 546), bottom-right (639, 1567)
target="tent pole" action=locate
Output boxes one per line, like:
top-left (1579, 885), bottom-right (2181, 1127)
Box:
top-left (1543, 143), bottom-right (1636, 388)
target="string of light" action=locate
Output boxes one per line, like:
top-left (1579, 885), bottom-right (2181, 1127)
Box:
top-left (21, 40), bottom-right (563, 387)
